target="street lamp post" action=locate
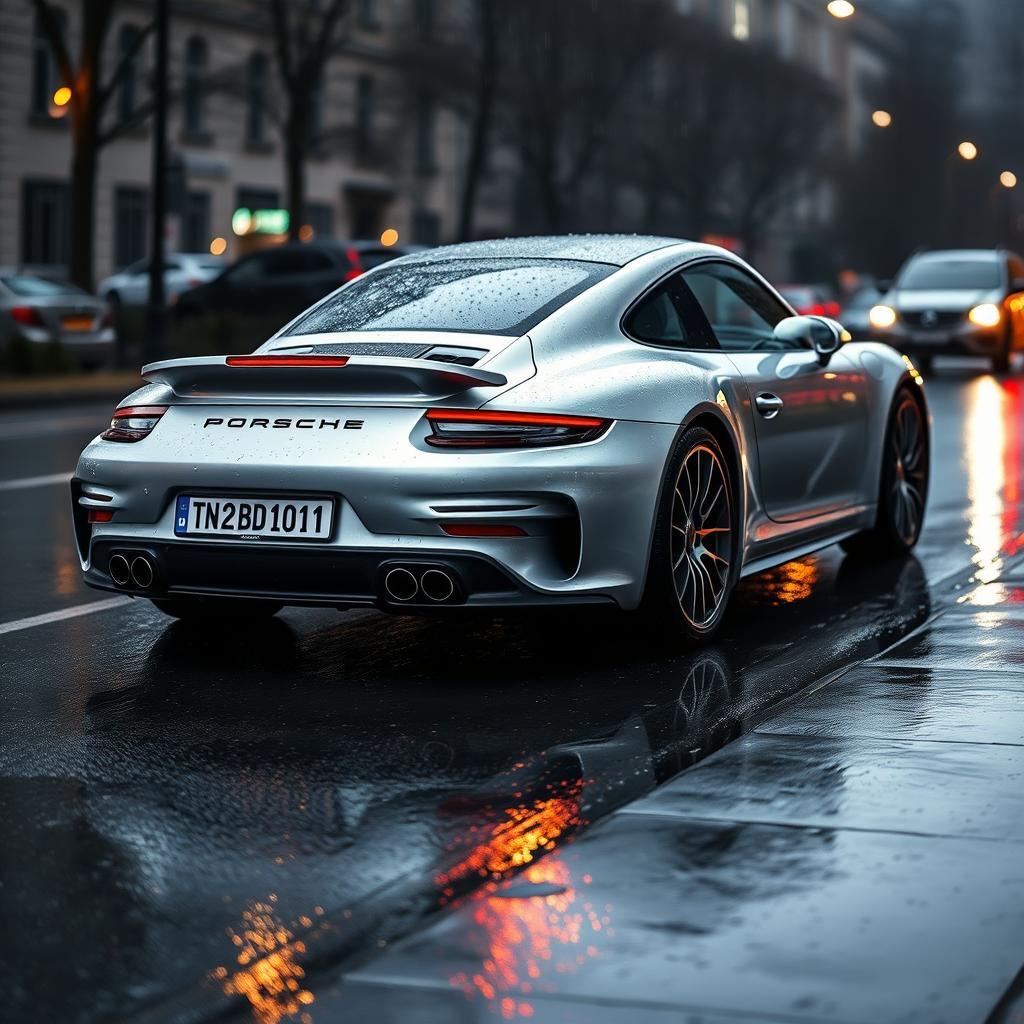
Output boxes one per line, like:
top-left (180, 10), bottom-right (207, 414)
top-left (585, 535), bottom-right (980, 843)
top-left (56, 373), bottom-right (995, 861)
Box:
top-left (145, 0), bottom-right (169, 364)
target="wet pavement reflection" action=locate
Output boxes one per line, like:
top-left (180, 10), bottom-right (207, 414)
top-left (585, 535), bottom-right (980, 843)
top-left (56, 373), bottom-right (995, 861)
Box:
top-left (1, 371), bottom-right (1023, 1023)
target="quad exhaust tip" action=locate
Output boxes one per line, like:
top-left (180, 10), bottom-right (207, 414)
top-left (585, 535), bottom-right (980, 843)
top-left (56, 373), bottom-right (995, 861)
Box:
top-left (108, 552), bottom-right (155, 590)
top-left (381, 564), bottom-right (461, 604)
top-left (420, 569), bottom-right (455, 603)
top-left (108, 554), bottom-right (131, 587)
top-left (383, 567), bottom-right (419, 602)
top-left (130, 556), bottom-right (154, 589)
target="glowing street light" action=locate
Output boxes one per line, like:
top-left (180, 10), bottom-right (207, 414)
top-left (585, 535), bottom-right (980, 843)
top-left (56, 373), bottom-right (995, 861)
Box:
top-left (827, 1), bottom-right (856, 18)
top-left (1000, 171), bottom-right (1018, 189)
top-left (958, 141), bottom-right (979, 161)
top-left (380, 227), bottom-right (399, 247)
top-left (49, 85), bottom-right (72, 118)
top-left (872, 110), bottom-right (893, 128)
top-left (209, 236), bottom-right (227, 256)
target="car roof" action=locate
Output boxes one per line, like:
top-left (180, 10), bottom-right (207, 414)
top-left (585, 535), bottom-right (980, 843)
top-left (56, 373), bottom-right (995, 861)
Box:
top-left (392, 234), bottom-right (686, 267)
top-left (911, 249), bottom-right (1003, 263)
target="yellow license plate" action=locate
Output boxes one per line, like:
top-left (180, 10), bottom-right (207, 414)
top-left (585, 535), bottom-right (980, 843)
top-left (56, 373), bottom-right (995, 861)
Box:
top-left (62, 316), bottom-right (94, 331)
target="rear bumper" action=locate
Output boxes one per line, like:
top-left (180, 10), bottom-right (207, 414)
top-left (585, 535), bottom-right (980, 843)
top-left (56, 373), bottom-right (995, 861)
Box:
top-left (84, 537), bottom-right (615, 610)
top-left (72, 414), bottom-right (676, 610)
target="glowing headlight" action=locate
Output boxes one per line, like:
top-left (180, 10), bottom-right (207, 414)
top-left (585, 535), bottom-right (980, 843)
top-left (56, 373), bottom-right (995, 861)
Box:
top-left (869, 305), bottom-right (898, 330)
top-left (968, 303), bottom-right (1002, 328)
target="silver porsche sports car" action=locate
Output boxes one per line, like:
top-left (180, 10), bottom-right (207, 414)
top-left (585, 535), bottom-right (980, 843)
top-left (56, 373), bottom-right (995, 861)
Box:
top-left (71, 235), bottom-right (929, 642)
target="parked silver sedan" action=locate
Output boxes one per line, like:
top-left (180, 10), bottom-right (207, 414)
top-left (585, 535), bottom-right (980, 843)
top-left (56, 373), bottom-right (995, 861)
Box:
top-left (97, 252), bottom-right (225, 309)
top-left (0, 272), bottom-right (116, 368)
top-left (72, 235), bottom-right (929, 643)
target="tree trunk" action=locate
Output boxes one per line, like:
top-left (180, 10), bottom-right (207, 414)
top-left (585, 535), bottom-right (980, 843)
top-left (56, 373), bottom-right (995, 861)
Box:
top-left (284, 91), bottom-right (307, 242)
top-left (456, 0), bottom-right (498, 242)
top-left (68, 92), bottom-right (100, 290)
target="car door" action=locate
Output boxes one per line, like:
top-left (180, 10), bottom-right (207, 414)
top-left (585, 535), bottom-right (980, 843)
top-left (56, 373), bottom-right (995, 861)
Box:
top-left (680, 260), bottom-right (869, 522)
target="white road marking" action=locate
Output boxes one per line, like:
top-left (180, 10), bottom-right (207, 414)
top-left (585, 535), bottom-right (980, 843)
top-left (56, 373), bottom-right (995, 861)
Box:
top-left (0, 472), bottom-right (73, 492)
top-left (0, 414), bottom-right (106, 441)
top-left (0, 596), bottom-right (133, 637)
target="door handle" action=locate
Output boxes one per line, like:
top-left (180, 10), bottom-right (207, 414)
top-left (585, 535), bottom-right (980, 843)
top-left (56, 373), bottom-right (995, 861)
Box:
top-left (755, 393), bottom-right (784, 419)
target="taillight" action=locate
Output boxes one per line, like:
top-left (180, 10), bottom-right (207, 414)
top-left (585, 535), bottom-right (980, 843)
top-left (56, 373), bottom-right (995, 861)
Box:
top-left (344, 247), bottom-right (365, 282)
top-left (10, 305), bottom-right (45, 327)
top-left (101, 405), bottom-right (168, 442)
top-left (225, 355), bottom-right (350, 367)
top-left (441, 523), bottom-right (526, 537)
top-left (425, 409), bottom-right (610, 449)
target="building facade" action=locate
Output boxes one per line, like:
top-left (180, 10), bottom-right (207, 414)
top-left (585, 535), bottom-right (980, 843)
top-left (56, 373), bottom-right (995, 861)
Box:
top-left (0, 0), bottom-right (900, 288)
top-left (0, 0), bottom-right (465, 284)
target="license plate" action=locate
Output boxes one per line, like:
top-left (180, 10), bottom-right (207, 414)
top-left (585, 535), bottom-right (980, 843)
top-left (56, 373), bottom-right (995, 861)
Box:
top-left (174, 495), bottom-right (334, 540)
top-left (62, 315), bottom-right (94, 332)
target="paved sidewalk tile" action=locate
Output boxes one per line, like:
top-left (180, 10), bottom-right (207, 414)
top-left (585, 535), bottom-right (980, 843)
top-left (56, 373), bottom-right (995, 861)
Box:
top-left (755, 665), bottom-right (1024, 746)
top-left (876, 607), bottom-right (1024, 670)
top-left (346, 818), bottom-right (1024, 1024)
top-left (623, 732), bottom-right (1024, 840)
top-left (327, 979), bottom-right (808, 1024)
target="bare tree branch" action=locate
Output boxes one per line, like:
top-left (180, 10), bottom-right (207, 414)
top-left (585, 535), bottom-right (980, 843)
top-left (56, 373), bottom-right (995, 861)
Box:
top-left (98, 19), bottom-right (155, 108)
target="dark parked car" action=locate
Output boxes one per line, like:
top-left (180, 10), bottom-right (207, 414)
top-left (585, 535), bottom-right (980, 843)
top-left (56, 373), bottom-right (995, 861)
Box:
top-left (777, 284), bottom-right (841, 319)
top-left (175, 241), bottom-right (417, 324)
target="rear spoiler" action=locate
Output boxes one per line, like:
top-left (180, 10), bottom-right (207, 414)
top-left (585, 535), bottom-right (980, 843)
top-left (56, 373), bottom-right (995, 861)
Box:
top-left (140, 354), bottom-right (507, 399)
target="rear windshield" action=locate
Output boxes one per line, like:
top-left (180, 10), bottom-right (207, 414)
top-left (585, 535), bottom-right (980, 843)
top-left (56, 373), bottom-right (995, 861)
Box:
top-left (898, 258), bottom-right (1002, 291)
top-left (284, 257), bottom-right (615, 337)
top-left (0, 275), bottom-right (86, 297)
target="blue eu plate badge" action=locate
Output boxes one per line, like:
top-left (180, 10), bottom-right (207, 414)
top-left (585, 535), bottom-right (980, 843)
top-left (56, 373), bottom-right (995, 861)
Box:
top-left (174, 495), bottom-right (191, 536)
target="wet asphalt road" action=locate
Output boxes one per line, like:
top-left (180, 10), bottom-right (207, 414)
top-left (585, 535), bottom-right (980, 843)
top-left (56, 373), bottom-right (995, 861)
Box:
top-left (1, 364), bottom-right (1022, 1024)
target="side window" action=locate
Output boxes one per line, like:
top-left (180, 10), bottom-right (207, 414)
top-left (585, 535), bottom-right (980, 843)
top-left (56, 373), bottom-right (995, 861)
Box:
top-left (625, 274), bottom-right (706, 348)
top-left (682, 262), bottom-right (795, 352)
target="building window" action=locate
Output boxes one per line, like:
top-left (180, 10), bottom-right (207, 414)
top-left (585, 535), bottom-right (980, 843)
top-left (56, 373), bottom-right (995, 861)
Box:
top-left (114, 186), bottom-right (148, 267)
top-left (412, 209), bottom-right (441, 247)
top-left (732, 0), bottom-right (751, 41)
top-left (246, 52), bottom-right (268, 145)
top-left (304, 202), bottom-right (334, 240)
top-left (355, 74), bottom-right (375, 156)
top-left (183, 191), bottom-right (210, 252)
top-left (183, 36), bottom-right (207, 136)
top-left (118, 24), bottom-right (142, 123)
top-left (21, 180), bottom-right (69, 266)
top-left (357, 0), bottom-right (379, 29)
top-left (414, 0), bottom-right (434, 37)
top-left (31, 8), bottom-right (66, 115)
top-left (415, 95), bottom-right (435, 173)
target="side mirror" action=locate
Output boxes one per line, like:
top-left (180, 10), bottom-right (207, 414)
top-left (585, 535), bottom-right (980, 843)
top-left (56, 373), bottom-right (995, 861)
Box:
top-left (876, 279), bottom-right (893, 294)
top-left (774, 315), bottom-right (844, 365)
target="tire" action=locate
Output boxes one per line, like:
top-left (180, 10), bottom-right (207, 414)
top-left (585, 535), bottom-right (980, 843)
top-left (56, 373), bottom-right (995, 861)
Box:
top-left (841, 386), bottom-right (929, 558)
top-left (105, 291), bottom-right (121, 311)
top-left (641, 426), bottom-right (739, 644)
top-left (150, 596), bottom-right (283, 621)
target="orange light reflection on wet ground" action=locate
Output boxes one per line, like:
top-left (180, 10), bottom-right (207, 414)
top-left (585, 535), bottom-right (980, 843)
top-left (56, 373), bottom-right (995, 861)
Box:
top-left (437, 781), bottom-right (612, 1016)
top-left (212, 896), bottom-right (321, 1024)
top-left (748, 557), bottom-right (821, 605)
